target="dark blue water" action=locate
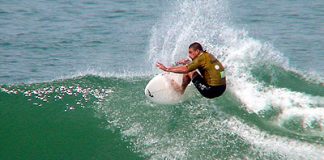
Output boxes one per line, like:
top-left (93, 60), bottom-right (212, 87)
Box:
top-left (0, 0), bottom-right (166, 83)
top-left (231, 0), bottom-right (324, 75)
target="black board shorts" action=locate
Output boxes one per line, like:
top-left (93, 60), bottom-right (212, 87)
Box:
top-left (192, 74), bottom-right (226, 99)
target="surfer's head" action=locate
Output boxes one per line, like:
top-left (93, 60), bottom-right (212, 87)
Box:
top-left (189, 42), bottom-right (203, 59)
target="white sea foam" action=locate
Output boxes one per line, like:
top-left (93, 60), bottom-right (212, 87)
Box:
top-left (147, 0), bottom-right (324, 133)
top-left (100, 95), bottom-right (324, 159)
top-left (225, 118), bottom-right (324, 160)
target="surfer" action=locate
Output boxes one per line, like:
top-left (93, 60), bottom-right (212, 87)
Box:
top-left (156, 42), bottom-right (226, 98)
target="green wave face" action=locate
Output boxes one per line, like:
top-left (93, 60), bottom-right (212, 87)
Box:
top-left (0, 76), bottom-right (143, 160)
top-left (1, 72), bottom-right (323, 159)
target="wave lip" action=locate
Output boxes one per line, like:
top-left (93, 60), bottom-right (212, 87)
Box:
top-left (147, 0), bottom-right (324, 136)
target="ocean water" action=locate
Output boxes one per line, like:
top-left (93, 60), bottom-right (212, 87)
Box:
top-left (0, 0), bottom-right (323, 159)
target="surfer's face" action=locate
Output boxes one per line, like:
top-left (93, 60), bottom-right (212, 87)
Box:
top-left (188, 48), bottom-right (200, 59)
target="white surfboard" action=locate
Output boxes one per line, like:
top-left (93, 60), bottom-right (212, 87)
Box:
top-left (144, 73), bottom-right (193, 104)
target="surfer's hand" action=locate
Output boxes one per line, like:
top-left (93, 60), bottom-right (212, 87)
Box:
top-left (156, 62), bottom-right (168, 72)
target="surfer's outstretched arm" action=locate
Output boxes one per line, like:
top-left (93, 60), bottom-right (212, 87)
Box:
top-left (156, 62), bottom-right (189, 74)
top-left (156, 62), bottom-right (196, 94)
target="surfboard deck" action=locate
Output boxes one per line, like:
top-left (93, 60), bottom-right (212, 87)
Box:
top-left (144, 73), bottom-right (193, 104)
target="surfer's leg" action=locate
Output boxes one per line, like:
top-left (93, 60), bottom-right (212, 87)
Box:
top-left (169, 73), bottom-right (190, 94)
top-left (179, 74), bottom-right (191, 93)
top-left (188, 71), bottom-right (199, 79)
top-left (178, 71), bottom-right (198, 93)
top-left (183, 71), bottom-right (199, 85)
top-left (170, 79), bottom-right (184, 94)
top-left (170, 71), bottom-right (198, 94)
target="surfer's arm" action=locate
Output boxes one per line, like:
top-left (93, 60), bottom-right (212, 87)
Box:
top-left (163, 56), bottom-right (200, 73)
top-left (156, 62), bottom-right (189, 73)
top-left (176, 58), bottom-right (191, 65)
top-left (166, 66), bottom-right (189, 73)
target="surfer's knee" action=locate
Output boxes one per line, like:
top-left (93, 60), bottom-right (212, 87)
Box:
top-left (188, 71), bottom-right (198, 79)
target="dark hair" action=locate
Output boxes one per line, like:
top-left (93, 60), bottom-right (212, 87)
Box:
top-left (189, 42), bottom-right (203, 51)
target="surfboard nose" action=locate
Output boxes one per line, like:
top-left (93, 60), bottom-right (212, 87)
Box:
top-left (144, 88), bottom-right (153, 98)
top-left (144, 73), bottom-right (186, 105)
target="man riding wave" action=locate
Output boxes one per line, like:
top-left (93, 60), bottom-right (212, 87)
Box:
top-left (156, 42), bottom-right (226, 99)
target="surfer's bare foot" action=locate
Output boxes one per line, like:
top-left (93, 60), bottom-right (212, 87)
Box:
top-left (170, 80), bottom-right (184, 94)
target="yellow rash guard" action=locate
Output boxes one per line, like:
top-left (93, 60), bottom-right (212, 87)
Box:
top-left (187, 52), bottom-right (226, 86)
